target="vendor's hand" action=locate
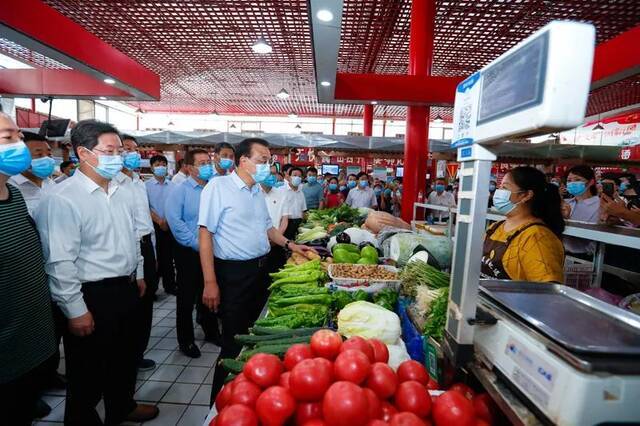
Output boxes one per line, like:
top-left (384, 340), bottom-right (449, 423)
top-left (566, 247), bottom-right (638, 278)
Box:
top-left (289, 243), bottom-right (314, 257)
top-left (561, 201), bottom-right (572, 219)
top-left (203, 281), bottom-right (220, 313)
top-left (69, 311), bottom-right (95, 337)
top-left (136, 279), bottom-right (146, 298)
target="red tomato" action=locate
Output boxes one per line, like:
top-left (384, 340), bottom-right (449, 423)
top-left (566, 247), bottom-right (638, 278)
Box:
top-left (449, 383), bottom-right (475, 400)
top-left (340, 336), bottom-right (375, 362)
top-left (209, 415), bottom-right (217, 426)
top-left (255, 386), bottom-right (296, 426)
top-left (314, 357), bottom-right (335, 382)
top-left (284, 343), bottom-right (314, 371)
top-left (290, 359), bottom-right (332, 401)
top-left (334, 349), bottom-right (372, 385)
top-left (303, 420), bottom-right (327, 426)
top-left (426, 378), bottom-right (439, 391)
top-left (432, 391), bottom-right (475, 426)
top-left (389, 412), bottom-right (426, 426)
top-left (472, 393), bottom-right (495, 425)
top-left (279, 372), bottom-right (291, 389)
top-left (394, 381), bottom-right (432, 418)
top-left (364, 388), bottom-right (382, 420)
top-left (368, 339), bottom-right (389, 363)
top-left (366, 362), bottom-right (398, 400)
top-left (310, 330), bottom-right (343, 360)
top-left (216, 382), bottom-right (234, 412)
top-left (229, 380), bottom-right (262, 408)
top-left (217, 404), bottom-right (258, 426)
top-left (368, 421), bottom-right (389, 426)
top-left (243, 354), bottom-right (283, 388)
top-left (322, 381), bottom-right (369, 426)
top-left (295, 401), bottom-right (323, 425)
top-left (380, 401), bottom-right (398, 423)
top-left (396, 361), bottom-right (429, 386)
top-left (234, 373), bottom-right (249, 383)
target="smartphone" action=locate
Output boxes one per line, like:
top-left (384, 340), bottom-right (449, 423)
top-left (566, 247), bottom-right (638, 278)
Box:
top-left (602, 182), bottom-right (614, 197)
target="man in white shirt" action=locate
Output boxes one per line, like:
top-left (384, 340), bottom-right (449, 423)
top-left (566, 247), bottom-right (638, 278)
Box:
top-left (8, 131), bottom-right (56, 216)
top-left (427, 178), bottom-right (456, 222)
top-left (35, 120), bottom-right (158, 424)
top-left (171, 159), bottom-right (189, 185)
top-left (283, 166), bottom-right (307, 240)
top-left (345, 172), bottom-right (378, 209)
top-left (262, 166), bottom-right (290, 272)
top-left (54, 160), bottom-right (76, 183)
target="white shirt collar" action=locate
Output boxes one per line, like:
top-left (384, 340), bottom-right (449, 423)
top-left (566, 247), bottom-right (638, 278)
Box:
top-left (11, 173), bottom-right (54, 187)
top-left (75, 170), bottom-right (119, 196)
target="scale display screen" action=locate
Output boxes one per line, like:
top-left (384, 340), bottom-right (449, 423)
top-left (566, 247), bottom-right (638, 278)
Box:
top-left (478, 32), bottom-right (548, 125)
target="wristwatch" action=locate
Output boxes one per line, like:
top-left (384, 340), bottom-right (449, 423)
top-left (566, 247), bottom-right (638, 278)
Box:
top-left (284, 240), bottom-right (292, 250)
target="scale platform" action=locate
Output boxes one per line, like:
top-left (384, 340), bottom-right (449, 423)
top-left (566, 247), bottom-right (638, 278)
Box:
top-left (473, 281), bottom-right (640, 425)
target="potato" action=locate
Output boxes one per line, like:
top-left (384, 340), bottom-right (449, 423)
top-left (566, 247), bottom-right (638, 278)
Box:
top-left (305, 250), bottom-right (321, 260)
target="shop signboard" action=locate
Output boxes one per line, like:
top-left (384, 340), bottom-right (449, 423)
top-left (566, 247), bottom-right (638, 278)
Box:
top-left (559, 109), bottom-right (640, 147)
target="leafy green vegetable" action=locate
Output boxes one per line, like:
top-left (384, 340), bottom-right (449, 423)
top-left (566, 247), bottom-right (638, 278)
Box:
top-left (270, 284), bottom-right (328, 299)
top-left (254, 310), bottom-right (326, 329)
top-left (352, 289), bottom-right (369, 302)
top-left (270, 271), bottom-right (326, 288)
top-left (267, 303), bottom-right (329, 318)
top-left (373, 288), bottom-right (398, 311)
top-left (400, 260), bottom-right (450, 297)
top-left (423, 287), bottom-right (449, 341)
top-left (268, 294), bottom-right (333, 308)
top-left (296, 226), bottom-right (329, 243)
top-left (332, 291), bottom-right (353, 310)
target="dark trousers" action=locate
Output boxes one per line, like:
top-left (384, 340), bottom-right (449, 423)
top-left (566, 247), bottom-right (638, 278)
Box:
top-left (154, 223), bottom-right (176, 293)
top-left (64, 277), bottom-right (139, 426)
top-left (42, 302), bottom-right (68, 385)
top-left (284, 218), bottom-right (303, 241)
top-left (267, 245), bottom-right (287, 275)
top-left (137, 234), bottom-right (158, 362)
top-left (175, 243), bottom-right (219, 347)
top-left (0, 360), bottom-right (50, 426)
top-left (209, 256), bottom-right (270, 405)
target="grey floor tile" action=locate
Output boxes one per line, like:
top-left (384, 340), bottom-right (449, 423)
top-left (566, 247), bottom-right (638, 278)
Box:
top-left (142, 403), bottom-right (187, 426)
top-left (156, 317), bottom-right (175, 327)
top-left (39, 398), bottom-right (66, 422)
top-left (43, 386), bottom-right (66, 396)
top-left (136, 380), bottom-right (146, 391)
top-left (191, 384), bottom-right (212, 406)
top-left (177, 404), bottom-right (211, 426)
top-left (194, 329), bottom-right (205, 340)
top-left (161, 383), bottom-right (199, 404)
top-left (155, 337), bottom-right (178, 351)
top-left (163, 350), bottom-right (193, 366)
top-left (188, 351), bottom-right (218, 368)
top-left (138, 368), bottom-right (156, 380)
top-left (145, 349), bottom-right (173, 364)
top-left (176, 366), bottom-right (211, 384)
top-left (149, 364), bottom-right (185, 382)
top-left (135, 380), bottom-right (172, 402)
top-left (34, 422), bottom-right (64, 425)
top-left (205, 369), bottom-right (214, 383)
top-left (166, 328), bottom-right (178, 338)
top-left (147, 336), bottom-right (162, 348)
top-left (41, 395), bottom-right (65, 410)
top-left (199, 342), bottom-right (220, 353)
top-left (151, 317), bottom-right (162, 327)
top-left (150, 326), bottom-right (172, 338)
top-left (166, 311), bottom-right (177, 319)
top-left (154, 308), bottom-right (173, 318)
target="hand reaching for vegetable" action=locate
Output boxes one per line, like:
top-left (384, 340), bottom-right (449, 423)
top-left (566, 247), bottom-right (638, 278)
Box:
top-left (289, 243), bottom-right (315, 258)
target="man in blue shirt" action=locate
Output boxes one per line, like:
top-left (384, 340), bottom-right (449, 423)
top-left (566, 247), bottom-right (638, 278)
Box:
top-left (145, 155), bottom-right (177, 295)
top-left (198, 138), bottom-right (314, 403)
top-left (165, 149), bottom-right (219, 358)
top-left (302, 166), bottom-right (324, 210)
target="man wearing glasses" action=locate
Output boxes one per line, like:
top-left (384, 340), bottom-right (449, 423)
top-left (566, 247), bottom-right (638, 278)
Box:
top-left (198, 138), bottom-right (314, 403)
top-left (34, 120), bottom-right (158, 424)
top-left (165, 149), bottom-right (220, 359)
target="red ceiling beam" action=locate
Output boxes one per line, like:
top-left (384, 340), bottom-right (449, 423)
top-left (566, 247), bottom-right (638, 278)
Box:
top-left (0, 0), bottom-right (160, 100)
top-left (0, 69), bottom-right (133, 98)
top-left (334, 73), bottom-right (460, 105)
top-left (591, 25), bottom-right (640, 90)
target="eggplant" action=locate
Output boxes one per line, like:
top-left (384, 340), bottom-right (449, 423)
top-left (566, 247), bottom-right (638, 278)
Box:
top-left (336, 232), bottom-right (351, 244)
top-left (306, 237), bottom-right (330, 247)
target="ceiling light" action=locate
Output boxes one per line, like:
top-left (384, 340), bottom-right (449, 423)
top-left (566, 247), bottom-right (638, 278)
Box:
top-left (295, 124), bottom-right (302, 129)
top-left (316, 9), bottom-right (334, 22)
top-left (320, 81), bottom-right (331, 87)
top-left (276, 88), bottom-right (290, 99)
top-left (230, 123), bottom-right (237, 129)
top-left (99, 96), bottom-right (106, 100)
top-left (288, 112), bottom-right (298, 118)
top-left (371, 101), bottom-right (378, 105)
top-left (252, 37), bottom-right (272, 54)
top-left (592, 122), bottom-right (604, 131)
top-left (434, 114), bottom-right (444, 123)
top-left (167, 121), bottom-right (174, 126)
top-left (212, 110), bottom-right (219, 116)
top-left (103, 78), bottom-right (116, 84)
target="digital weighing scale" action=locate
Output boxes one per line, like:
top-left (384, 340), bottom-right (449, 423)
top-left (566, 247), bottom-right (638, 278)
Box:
top-left (443, 20), bottom-right (640, 425)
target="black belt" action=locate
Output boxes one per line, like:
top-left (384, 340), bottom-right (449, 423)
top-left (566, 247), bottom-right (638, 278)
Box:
top-left (215, 255), bottom-right (269, 268)
top-left (81, 273), bottom-right (136, 287)
top-left (141, 233), bottom-right (153, 244)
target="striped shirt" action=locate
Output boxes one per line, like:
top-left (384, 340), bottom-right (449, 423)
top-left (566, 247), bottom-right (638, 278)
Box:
top-left (0, 184), bottom-right (56, 383)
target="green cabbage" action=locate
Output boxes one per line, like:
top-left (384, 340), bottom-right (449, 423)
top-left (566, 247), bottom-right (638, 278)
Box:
top-left (337, 301), bottom-right (401, 344)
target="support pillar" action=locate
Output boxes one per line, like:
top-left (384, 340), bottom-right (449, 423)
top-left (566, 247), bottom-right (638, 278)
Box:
top-left (401, 0), bottom-right (435, 222)
top-left (363, 104), bottom-right (373, 136)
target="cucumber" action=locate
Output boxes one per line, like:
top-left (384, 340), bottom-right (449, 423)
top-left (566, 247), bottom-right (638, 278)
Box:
top-left (238, 343), bottom-right (292, 361)
top-left (248, 326), bottom-right (325, 336)
top-left (235, 330), bottom-right (313, 345)
top-left (220, 358), bottom-right (245, 373)
top-left (254, 335), bottom-right (310, 348)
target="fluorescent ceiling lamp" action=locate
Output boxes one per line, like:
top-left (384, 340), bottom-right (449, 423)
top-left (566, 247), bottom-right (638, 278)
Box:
top-left (252, 37), bottom-right (272, 54)
top-left (295, 124), bottom-right (302, 129)
top-left (320, 81), bottom-right (331, 87)
top-left (592, 122), bottom-right (604, 131)
top-left (103, 78), bottom-right (116, 84)
top-left (434, 114), bottom-right (443, 123)
top-left (316, 9), bottom-right (334, 22)
top-left (276, 88), bottom-right (290, 99)
top-left (288, 112), bottom-right (298, 118)
top-left (371, 101), bottom-right (378, 105)
top-left (99, 96), bottom-right (106, 100)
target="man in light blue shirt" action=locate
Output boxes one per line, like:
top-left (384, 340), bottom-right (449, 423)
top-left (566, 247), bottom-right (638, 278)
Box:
top-left (145, 154), bottom-right (177, 295)
top-left (210, 142), bottom-right (235, 179)
top-left (165, 149), bottom-right (219, 358)
top-left (302, 166), bottom-right (324, 210)
top-left (198, 138), bottom-right (313, 403)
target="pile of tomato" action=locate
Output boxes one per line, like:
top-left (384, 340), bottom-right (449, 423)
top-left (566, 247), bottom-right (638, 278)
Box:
top-left (212, 330), bottom-right (496, 426)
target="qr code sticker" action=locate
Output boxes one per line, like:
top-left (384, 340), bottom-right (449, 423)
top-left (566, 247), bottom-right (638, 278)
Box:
top-left (457, 103), bottom-right (471, 134)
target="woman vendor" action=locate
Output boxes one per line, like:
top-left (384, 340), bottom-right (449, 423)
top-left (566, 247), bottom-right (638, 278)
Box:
top-left (481, 166), bottom-right (566, 283)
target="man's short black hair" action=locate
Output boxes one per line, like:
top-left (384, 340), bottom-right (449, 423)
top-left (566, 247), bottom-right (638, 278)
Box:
top-left (282, 164), bottom-right (293, 175)
top-left (214, 142), bottom-right (235, 154)
top-left (185, 149), bottom-right (209, 166)
top-left (149, 154), bottom-right (168, 166)
top-left (22, 131), bottom-right (48, 143)
top-left (356, 172), bottom-right (368, 179)
top-left (121, 134), bottom-right (137, 143)
top-left (347, 173), bottom-right (357, 180)
top-left (290, 167), bottom-right (303, 176)
top-left (436, 178), bottom-right (446, 183)
top-left (306, 167), bottom-right (318, 175)
top-left (601, 173), bottom-right (621, 185)
top-left (234, 138), bottom-right (269, 166)
top-left (70, 120), bottom-right (120, 158)
top-left (60, 160), bottom-right (74, 171)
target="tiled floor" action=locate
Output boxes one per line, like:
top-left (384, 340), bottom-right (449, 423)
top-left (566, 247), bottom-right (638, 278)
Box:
top-left (35, 291), bottom-right (218, 426)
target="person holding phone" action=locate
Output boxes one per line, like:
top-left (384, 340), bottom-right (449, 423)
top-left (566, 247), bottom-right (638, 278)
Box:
top-left (561, 166), bottom-right (600, 256)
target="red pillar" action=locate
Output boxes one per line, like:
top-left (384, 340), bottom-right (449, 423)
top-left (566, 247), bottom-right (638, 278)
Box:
top-left (363, 104), bottom-right (374, 136)
top-left (401, 0), bottom-right (435, 222)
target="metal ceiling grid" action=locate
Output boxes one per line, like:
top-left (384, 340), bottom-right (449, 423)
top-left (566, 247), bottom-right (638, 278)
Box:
top-left (0, 37), bottom-right (70, 69)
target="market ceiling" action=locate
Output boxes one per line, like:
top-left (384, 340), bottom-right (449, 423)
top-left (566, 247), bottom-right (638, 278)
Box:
top-left (2, 0), bottom-right (640, 121)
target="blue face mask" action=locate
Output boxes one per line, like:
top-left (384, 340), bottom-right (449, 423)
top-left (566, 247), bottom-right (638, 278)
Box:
top-left (0, 141), bottom-right (32, 176)
top-left (262, 174), bottom-right (278, 188)
top-left (359, 180), bottom-right (368, 188)
top-left (329, 183), bottom-right (338, 191)
top-left (489, 184), bottom-right (497, 192)
top-left (87, 150), bottom-right (123, 180)
top-left (197, 164), bottom-right (214, 181)
top-left (122, 152), bottom-right (141, 170)
top-left (567, 181), bottom-right (587, 197)
top-left (492, 188), bottom-right (521, 215)
top-left (291, 176), bottom-right (302, 187)
top-left (435, 184), bottom-right (445, 192)
top-left (307, 176), bottom-right (317, 184)
top-left (219, 158), bottom-right (234, 170)
top-left (153, 166), bottom-right (167, 177)
top-left (347, 181), bottom-right (356, 189)
top-left (252, 162), bottom-right (271, 184)
top-left (340, 185), bottom-right (347, 191)
top-left (384, 188), bottom-right (392, 196)
top-left (31, 156), bottom-right (55, 178)
top-left (619, 182), bottom-right (629, 193)
top-left (318, 178), bottom-right (324, 185)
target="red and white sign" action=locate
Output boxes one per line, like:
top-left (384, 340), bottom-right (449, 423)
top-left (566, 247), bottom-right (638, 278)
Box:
top-left (560, 109), bottom-right (640, 147)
